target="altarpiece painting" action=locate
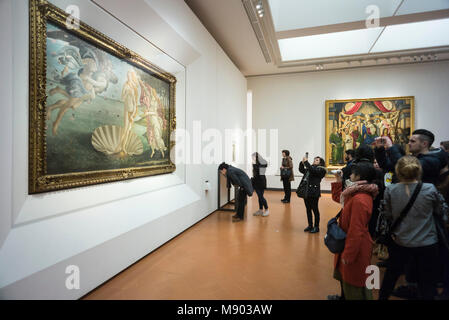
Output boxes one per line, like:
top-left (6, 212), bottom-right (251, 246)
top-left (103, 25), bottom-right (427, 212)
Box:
top-left (325, 97), bottom-right (414, 169)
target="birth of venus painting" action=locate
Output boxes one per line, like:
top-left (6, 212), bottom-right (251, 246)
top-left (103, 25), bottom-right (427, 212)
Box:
top-left (29, 0), bottom-right (176, 193)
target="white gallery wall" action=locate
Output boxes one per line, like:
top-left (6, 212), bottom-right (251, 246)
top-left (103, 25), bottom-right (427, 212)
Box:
top-left (0, 0), bottom-right (246, 299)
top-left (248, 61), bottom-right (449, 190)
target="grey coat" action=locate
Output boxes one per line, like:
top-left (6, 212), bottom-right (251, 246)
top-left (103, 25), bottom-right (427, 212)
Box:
top-left (226, 165), bottom-right (254, 196)
top-left (383, 182), bottom-right (440, 247)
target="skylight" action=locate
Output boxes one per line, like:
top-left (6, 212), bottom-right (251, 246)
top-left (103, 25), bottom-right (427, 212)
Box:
top-left (278, 27), bottom-right (383, 61)
top-left (268, 0), bottom-right (402, 32)
top-left (371, 18), bottom-right (449, 53)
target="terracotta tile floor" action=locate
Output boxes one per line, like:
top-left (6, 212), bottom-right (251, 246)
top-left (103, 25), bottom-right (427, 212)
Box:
top-left (83, 191), bottom-right (385, 300)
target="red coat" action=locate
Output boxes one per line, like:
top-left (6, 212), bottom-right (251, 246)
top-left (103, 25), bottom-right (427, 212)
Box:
top-left (331, 182), bottom-right (374, 287)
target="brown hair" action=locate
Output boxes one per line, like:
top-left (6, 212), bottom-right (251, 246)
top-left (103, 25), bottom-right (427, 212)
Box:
top-left (441, 141), bottom-right (449, 151)
top-left (395, 155), bottom-right (422, 182)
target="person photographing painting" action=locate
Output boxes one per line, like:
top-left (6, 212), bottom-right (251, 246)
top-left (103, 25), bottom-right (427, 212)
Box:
top-left (297, 153), bottom-right (327, 233)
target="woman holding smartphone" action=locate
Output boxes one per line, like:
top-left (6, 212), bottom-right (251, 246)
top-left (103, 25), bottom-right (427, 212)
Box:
top-left (298, 154), bottom-right (327, 233)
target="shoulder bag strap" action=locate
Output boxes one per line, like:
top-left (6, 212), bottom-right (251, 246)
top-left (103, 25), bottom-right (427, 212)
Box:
top-left (335, 209), bottom-right (342, 219)
top-left (390, 182), bottom-right (423, 233)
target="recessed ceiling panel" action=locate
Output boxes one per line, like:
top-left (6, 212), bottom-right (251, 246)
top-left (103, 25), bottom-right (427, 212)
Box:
top-left (278, 27), bottom-right (383, 61)
top-left (396, 0), bottom-right (449, 16)
top-left (371, 18), bottom-right (449, 52)
top-left (268, 0), bottom-right (402, 32)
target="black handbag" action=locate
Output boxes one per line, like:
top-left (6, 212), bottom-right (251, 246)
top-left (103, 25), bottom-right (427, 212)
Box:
top-left (433, 191), bottom-right (449, 252)
top-left (281, 168), bottom-right (292, 179)
top-left (324, 210), bottom-right (346, 254)
top-left (376, 182), bottom-right (423, 245)
top-left (296, 171), bottom-right (309, 198)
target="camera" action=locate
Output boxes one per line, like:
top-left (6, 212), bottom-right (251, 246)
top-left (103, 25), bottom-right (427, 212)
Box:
top-left (330, 169), bottom-right (342, 175)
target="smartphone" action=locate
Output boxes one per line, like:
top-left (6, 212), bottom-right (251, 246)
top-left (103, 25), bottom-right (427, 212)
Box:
top-left (305, 152), bottom-right (309, 158)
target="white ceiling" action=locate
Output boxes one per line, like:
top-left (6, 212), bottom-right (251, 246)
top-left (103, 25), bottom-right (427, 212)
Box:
top-left (278, 27), bottom-right (384, 61)
top-left (185, 0), bottom-right (449, 76)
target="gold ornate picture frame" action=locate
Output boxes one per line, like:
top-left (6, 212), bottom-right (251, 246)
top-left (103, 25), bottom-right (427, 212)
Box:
top-left (325, 96), bottom-right (415, 169)
top-left (29, 0), bottom-right (176, 194)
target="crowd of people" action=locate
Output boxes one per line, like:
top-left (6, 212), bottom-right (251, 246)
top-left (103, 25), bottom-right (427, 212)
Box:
top-left (218, 129), bottom-right (449, 300)
top-left (329, 129), bottom-right (449, 300)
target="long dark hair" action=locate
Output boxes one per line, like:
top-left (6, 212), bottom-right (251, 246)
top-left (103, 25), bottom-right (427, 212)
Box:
top-left (314, 156), bottom-right (325, 167)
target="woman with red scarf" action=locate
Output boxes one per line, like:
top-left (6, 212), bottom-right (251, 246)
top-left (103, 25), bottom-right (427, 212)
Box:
top-left (331, 161), bottom-right (379, 300)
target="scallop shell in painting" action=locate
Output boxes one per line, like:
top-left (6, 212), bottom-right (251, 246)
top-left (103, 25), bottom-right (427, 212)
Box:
top-left (91, 125), bottom-right (143, 156)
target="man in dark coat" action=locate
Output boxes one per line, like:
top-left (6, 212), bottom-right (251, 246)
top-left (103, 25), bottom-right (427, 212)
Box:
top-left (219, 162), bottom-right (254, 222)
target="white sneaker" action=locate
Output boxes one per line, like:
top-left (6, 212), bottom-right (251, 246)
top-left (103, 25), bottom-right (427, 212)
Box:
top-left (253, 210), bottom-right (263, 216)
top-left (262, 210), bottom-right (269, 217)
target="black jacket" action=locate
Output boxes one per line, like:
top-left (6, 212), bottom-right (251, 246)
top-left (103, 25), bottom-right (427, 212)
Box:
top-left (252, 162), bottom-right (267, 190)
top-left (298, 161), bottom-right (327, 198)
top-left (374, 145), bottom-right (403, 184)
top-left (226, 165), bottom-right (254, 196)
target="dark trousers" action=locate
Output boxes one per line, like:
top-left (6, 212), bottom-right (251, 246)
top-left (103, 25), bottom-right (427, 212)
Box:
top-left (379, 242), bottom-right (439, 300)
top-left (255, 188), bottom-right (268, 210)
top-left (304, 197), bottom-right (320, 227)
top-left (235, 187), bottom-right (247, 219)
top-left (282, 178), bottom-right (291, 201)
top-left (439, 244), bottom-right (449, 295)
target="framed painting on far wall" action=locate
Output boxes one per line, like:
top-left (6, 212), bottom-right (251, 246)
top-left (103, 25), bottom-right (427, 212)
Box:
top-left (325, 97), bottom-right (415, 169)
top-left (29, 0), bottom-right (176, 193)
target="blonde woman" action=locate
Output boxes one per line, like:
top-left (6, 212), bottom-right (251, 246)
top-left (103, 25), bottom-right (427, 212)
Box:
top-left (379, 156), bottom-right (440, 300)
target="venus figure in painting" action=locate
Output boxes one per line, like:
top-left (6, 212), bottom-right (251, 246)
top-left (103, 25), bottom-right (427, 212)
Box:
top-left (118, 69), bottom-right (140, 154)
